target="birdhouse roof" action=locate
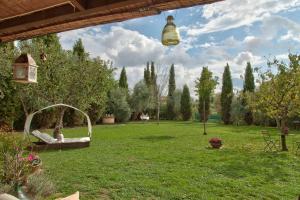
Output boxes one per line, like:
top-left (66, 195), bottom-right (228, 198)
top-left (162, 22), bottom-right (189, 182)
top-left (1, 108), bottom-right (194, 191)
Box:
top-left (14, 53), bottom-right (38, 67)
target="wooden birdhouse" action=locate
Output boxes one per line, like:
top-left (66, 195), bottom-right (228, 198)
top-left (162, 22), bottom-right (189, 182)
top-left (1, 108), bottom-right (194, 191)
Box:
top-left (13, 53), bottom-right (38, 83)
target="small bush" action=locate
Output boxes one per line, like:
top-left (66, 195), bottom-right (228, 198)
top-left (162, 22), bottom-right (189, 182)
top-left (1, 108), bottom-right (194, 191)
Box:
top-left (0, 182), bottom-right (13, 194)
top-left (26, 173), bottom-right (56, 200)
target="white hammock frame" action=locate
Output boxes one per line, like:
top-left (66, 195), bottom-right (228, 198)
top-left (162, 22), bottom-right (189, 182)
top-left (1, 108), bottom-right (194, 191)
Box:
top-left (24, 104), bottom-right (92, 139)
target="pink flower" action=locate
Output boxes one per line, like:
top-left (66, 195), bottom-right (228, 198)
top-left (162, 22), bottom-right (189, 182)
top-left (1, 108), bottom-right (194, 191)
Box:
top-left (28, 154), bottom-right (35, 162)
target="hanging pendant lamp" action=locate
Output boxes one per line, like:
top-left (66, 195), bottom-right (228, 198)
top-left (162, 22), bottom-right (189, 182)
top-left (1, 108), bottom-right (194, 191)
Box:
top-left (13, 53), bottom-right (38, 83)
top-left (161, 15), bottom-right (180, 46)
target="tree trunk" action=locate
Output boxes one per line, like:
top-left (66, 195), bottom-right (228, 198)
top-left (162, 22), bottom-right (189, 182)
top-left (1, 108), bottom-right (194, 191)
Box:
top-left (54, 107), bottom-right (66, 138)
top-left (19, 96), bottom-right (29, 117)
top-left (280, 119), bottom-right (288, 151)
top-left (280, 134), bottom-right (288, 151)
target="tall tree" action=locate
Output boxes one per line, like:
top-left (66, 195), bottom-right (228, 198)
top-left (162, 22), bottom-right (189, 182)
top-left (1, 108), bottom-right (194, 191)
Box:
top-left (0, 42), bottom-right (19, 129)
top-left (130, 81), bottom-right (151, 117)
top-left (167, 64), bottom-right (176, 119)
top-left (144, 62), bottom-right (151, 87)
top-left (150, 61), bottom-right (156, 86)
top-left (119, 67), bottom-right (128, 90)
top-left (153, 64), bottom-right (169, 124)
top-left (107, 88), bottom-right (131, 122)
top-left (243, 62), bottom-right (255, 125)
top-left (221, 63), bottom-right (233, 125)
top-left (195, 67), bottom-right (217, 121)
top-left (195, 67), bottom-right (217, 134)
top-left (180, 84), bottom-right (192, 121)
top-left (231, 91), bottom-right (245, 126)
top-left (249, 54), bottom-right (300, 151)
top-left (73, 38), bottom-right (86, 61)
top-left (19, 35), bottom-right (114, 136)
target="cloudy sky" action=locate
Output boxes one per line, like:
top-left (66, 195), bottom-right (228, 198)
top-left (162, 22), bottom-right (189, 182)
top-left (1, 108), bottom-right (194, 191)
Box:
top-left (58, 0), bottom-right (300, 97)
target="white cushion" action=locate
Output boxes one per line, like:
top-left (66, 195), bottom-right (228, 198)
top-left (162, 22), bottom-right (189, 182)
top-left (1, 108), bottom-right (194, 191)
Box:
top-left (63, 137), bottom-right (90, 143)
top-left (32, 130), bottom-right (57, 144)
top-left (0, 193), bottom-right (20, 200)
top-left (55, 191), bottom-right (79, 200)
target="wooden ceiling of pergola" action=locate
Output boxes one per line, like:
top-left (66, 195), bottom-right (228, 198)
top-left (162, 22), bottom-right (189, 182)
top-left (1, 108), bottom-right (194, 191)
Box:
top-left (0, 0), bottom-right (221, 42)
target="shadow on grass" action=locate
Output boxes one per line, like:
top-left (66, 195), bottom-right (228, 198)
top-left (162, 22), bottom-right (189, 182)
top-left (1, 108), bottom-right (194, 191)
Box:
top-left (139, 135), bottom-right (175, 141)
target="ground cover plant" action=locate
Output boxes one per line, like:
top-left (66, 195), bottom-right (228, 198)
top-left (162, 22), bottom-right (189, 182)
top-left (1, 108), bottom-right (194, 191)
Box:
top-left (30, 122), bottom-right (300, 200)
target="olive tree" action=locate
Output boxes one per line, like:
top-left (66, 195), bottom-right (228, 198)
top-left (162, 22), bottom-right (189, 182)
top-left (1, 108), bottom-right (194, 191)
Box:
top-left (250, 54), bottom-right (300, 151)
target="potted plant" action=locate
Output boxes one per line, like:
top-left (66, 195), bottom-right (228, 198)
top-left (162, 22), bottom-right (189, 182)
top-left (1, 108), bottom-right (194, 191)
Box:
top-left (102, 113), bottom-right (115, 124)
top-left (209, 138), bottom-right (222, 149)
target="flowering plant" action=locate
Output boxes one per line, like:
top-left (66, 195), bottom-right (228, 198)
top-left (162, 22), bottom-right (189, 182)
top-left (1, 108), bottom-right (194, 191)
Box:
top-left (27, 153), bottom-right (42, 167)
top-left (209, 138), bottom-right (222, 143)
top-left (0, 133), bottom-right (42, 186)
top-left (209, 138), bottom-right (222, 149)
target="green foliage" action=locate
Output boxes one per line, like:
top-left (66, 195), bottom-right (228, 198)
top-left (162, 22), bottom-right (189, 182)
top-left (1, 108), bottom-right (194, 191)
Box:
top-left (130, 81), bottom-right (151, 114)
top-left (221, 64), bottom-right (233, 124)
top-left (230, 92), bottom-right (245, 126)
top-left (195, 67), bottom-right (217, 122)
top-left (0, 42), bottom-right (20, 127)
top-left (150, 61), bottom-right (157, 86)
top-left (73, 38), bottom-right (87, 61)
top-left (86, 104), bottom-right (103, 125)
top-left (0, 133), bottom-right (30, 186)
top-left (180, 84), bottom-right (192, 121)
top-left (119, 67), bottom-right (128, 90)
top-left (167, 64), bottom-right (176, 119)
top-left (26, 173), bottom-right (56, 199)
top-left (144, 62), bottom-right (151, 87)
top-left (243, 62), bottom-right (255, 125)
top-left (249, 54), bottom-right (300, 150)
top-left (107, 88), bottom-right (131, 122)
top-left (17, 35), bottom-right (114, 129)
top-left (173, 89), bottom-right (182, 120)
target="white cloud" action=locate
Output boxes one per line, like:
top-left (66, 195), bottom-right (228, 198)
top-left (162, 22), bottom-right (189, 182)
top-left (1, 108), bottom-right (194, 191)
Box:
top-left (187, 0), bottom-right (300, 36)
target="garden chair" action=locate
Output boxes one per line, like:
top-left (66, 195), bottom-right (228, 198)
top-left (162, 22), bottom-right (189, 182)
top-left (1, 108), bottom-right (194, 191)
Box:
top-left (261, 130), bottom-right (280, 152)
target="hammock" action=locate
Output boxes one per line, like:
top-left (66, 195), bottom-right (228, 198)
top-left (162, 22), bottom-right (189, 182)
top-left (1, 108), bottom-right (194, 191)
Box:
top-left (24, 104), bottom-right (92, 151)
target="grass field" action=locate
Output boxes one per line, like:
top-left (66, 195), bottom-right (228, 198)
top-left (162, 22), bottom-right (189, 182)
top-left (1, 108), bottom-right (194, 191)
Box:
top-left (38, 122), bottom-right (300, 200)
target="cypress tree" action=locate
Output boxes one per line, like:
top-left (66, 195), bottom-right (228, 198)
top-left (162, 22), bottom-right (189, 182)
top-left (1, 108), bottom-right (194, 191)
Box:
top-left (73, 38), bottom-right (85, 61)
top-left (243, 62), bottom-right (255, 125)
top-left (150, 61), bottom-right (156, 86)
top-left (144, 62), bottom-right (151, 87)
top-left (180, 84), bottom-right (192, 121)
top-left (243, 62), bottom-right (255, 92)
top-left (221, 63), bottom-right (233, 125)
top-left (167, 64), bottom-right (176, 119)
top-left (119, 67), bottom-right (128, 89)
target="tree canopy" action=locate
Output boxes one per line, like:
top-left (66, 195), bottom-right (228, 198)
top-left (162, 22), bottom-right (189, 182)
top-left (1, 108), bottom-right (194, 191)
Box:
top-left (180, 84), bottom-right (192, 121)
top-left (249, 54), bottom-right (300, 151)
top-left (243, 62), bottom-right (255, 125)
top-left (221, 63), bottom-right (233, 125)
top-left (167, 64), bottom-right (176, 120)
top-left (195, 67), bottom-right (217, 122)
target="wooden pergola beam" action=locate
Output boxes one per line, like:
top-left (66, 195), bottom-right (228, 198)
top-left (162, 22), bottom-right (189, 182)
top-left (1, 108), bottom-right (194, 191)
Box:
top-left (70, 0), bottom-right (86, 11)
top-left (0, 0), bottom-right (222, 42)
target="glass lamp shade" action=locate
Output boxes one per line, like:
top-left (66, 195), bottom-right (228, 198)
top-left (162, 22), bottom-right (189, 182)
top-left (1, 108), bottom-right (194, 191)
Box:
top-left (161, 15), bottom-right (180, 46)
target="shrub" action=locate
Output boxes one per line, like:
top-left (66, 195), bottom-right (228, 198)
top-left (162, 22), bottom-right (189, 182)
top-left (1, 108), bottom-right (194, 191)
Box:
top-left (26, 173), bottom-right (56, 199)
top-left (107, 88), bottom-right (131, 122)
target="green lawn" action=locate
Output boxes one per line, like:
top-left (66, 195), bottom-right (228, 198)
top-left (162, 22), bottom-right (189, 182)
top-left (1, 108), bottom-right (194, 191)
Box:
top-left (39, 122), bottom-right (300, 200)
